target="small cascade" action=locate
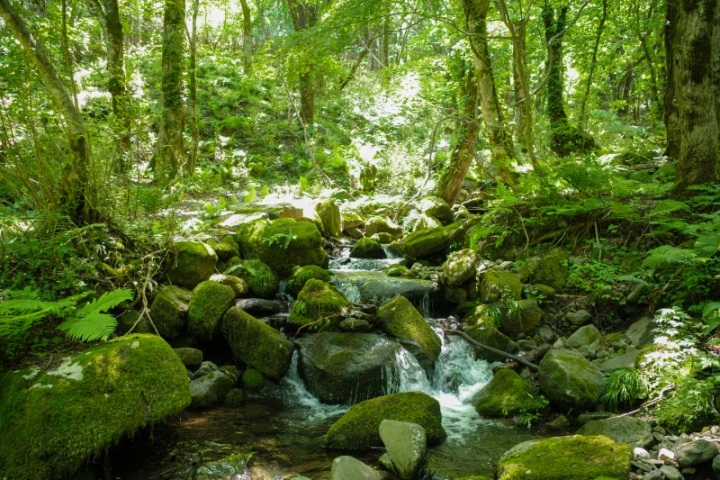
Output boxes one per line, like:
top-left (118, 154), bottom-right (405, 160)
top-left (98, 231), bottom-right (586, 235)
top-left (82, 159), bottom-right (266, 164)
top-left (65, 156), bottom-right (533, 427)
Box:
top-left (385, 348), bottom-right (432, 394)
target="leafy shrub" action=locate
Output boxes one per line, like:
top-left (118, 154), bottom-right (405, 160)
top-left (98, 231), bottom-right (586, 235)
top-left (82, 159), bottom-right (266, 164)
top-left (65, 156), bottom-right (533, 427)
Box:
top-left (599, 368), bottom-right (647, 412)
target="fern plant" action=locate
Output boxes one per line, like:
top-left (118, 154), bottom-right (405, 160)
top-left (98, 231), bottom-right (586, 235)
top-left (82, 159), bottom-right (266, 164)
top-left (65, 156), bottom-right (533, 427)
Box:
top-left (599, 368), bottom-right (647, 412)
top-left (0, 288), bottom-right (133, 343)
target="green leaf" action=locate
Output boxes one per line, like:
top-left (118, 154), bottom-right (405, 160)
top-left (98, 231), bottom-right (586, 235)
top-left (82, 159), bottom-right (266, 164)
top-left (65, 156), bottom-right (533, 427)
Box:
top-left (74, 289), bottom-right (134, 318)
top-left (642, 246), bottom-right (698, 269)
top-left (648, 200), bottom-right (690, 217)
top-left (58, 313), bottom-right (118, 342)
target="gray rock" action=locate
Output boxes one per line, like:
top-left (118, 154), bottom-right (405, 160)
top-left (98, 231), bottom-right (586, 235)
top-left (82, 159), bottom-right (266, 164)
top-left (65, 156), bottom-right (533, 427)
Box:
top-left (567, 309), bottom-right (592, 326)
top-left (234, 298), bottom-right (289, 316)
top-left (634, 447), bottom-right (651, 460)
top-left (712, 454), bottom-right (720, 477)
top-left (379, 420), bottom-right (427, 480)
top-left (566, 324), bottom-right (602, 348)
top-left (330, 456), bottom-right (382, 480)
top-left (219, 212), bottom-right (268, 229)
top-left (331, 270), bottom-right (439, 305)
top-left (672, 439), bottom-right (719, 467)
top-left (442, 249), bottom-right (478, 287)
top-left (660, 465), bottom-right (684, 480)
top-left (538, 348), bottom-right (606, 411)
top-left (189, 369), bottom-right (236, 409)
top-left (577, 416), bottom-right (654, 448)
top-left (626, 317), bottom-right (652, 347)
top-left (538, 325), bottom-right (555, 343)
top-left (598, 349), bottom-right (640, 372)
top-left (192, 361), bottom-right (219, 379)
top-left (642, 469), bottom-right (664, 480)
top-left (297, 332), bottom-right (403, 404)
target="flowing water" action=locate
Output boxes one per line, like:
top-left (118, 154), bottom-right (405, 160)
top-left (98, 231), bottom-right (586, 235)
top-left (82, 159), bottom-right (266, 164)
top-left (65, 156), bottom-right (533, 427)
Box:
top-left (112, 251), bottom-right (542, 479)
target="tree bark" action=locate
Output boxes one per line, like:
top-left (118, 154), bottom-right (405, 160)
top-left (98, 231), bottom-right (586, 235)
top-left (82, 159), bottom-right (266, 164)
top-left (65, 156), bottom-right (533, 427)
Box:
top-left (0, 0), bottom-right (93, 223)
top-left (668, 0), bottom-right (719, 193)
top-left (437, 65), bottom-right (479, 206)
top-left (578, 0), bottom-right (607, 130)
top-left (187, 0), bottom-right (199, 176)
top-left (461, 0), bottom-right (518, 185)
top-left (663, 0), bottom-right (680, 158)
top-left (153, 0), bottom-right (186, 184)
top-left (239, 0), bottom-right (253, 73)
top-left (287, 0), bottom-right (318, 124)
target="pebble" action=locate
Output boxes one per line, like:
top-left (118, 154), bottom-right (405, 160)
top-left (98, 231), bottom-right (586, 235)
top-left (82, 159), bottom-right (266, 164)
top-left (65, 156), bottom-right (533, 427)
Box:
top-left (658, 448), bottom-right (675, 462)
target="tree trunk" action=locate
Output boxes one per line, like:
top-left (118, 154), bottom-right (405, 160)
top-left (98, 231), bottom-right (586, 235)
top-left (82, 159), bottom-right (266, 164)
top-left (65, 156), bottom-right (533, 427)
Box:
top-left (187, 0), bottom-right (199, 176)
top-left (542, 1), bottom-right (597, 157)
top-left (287, 0), bottom-right (318, 124)
top-left (239, 0), bottom-right (253, 73)
top-left (668, 0), bottom-right (719, 193)
top-left (461, 0), bottom-right (517, 185)
top-left (153, 0), bottom-right (186, 184)
top-left (578, 0), bottom-right (607, 130)
top-left (663, 0), bottom-right (680, 158)
top-left (0, 0), bottom-right (93, 223)
top-left (437, 65), bottom-right (479, 206)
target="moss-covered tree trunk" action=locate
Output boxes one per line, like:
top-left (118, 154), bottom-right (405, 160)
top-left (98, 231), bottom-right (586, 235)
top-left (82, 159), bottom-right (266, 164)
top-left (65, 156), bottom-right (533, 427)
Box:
top-left (0, 0), bottom-right (93, 223)
top-left (437, 65), bottom-right (479, 206)
top-left (287, 0), bottom-right (318, 124)
top-left (542, 2), bottom-right (597, 157)
top-left (462, 0), bottom-right (518, 185)
top-left (153, 0), bottom-right (186, 184)
top-left (667, 0), bottom-right (719, 193)
top-left (240, 0), bottom-right (253, 73)
top-left (187, 0), bottom-right (199, 176)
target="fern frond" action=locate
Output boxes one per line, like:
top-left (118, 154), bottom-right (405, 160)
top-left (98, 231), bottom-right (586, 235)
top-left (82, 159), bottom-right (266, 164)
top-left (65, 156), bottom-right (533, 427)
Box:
top-left (642, 246), bottom-right (698, 269)
top-left (694, 234), bottom-right (720, 257)
top-left (648, 200), bottom-right (690, 217)
top-left (0, 298), bottom-right (76, 316)
top-left (75, 289), bottom-right (134, 318)
top-left (58, 313), bottom-right (117, 342)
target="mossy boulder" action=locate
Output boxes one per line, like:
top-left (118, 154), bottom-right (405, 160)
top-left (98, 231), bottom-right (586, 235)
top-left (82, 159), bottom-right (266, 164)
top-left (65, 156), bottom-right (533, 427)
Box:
top-left (533, 248), bottom-right (569, 291)
top-left (187, 281), bottom-right (236, 342)
top-left (365, 216), bottom-right (402, 237)
top-left (342, 210), bottom-right (364, 231)
top-left (466, 322), bottom-right (519, 363)
top-left (386, 264), bottom-right (409, 277)
top-left (471, 369), bottom-right (545, 418)
top-left (287, 265), bottom-right (331, 297)
top-left (297, 332), bottom-right (403, 404)
top-left (577, 416), bottom-right (653, 448)
top-left (566, 324), bottom-right (603, 349)
top-left (315, 198), bottom-right (342, 238)
top-left (150, 285), bottom-right (193, 339)
top-left (174, 347), bottom-right (203, 368)
top-left (235, 218), bottom-right (328, 276)
top-left (419, 196), bottom-right (453, 225)
top-left (443, 249), bottom-right (478, 287)
top-left (377, 296), bottom-right (441, 371)
top-left (351, 237), bottom-right (386, 259)
top-left (0, 335), bottom-right (190, 479)
top-left (190, 368), bottom-right (236, 409)
top-left (480, 271), bottom-right (523, 303)
top-left (207, 237), bottom-right (240, 262)
top-left (538, 349), bottom-right (606, 411)
top-left (167, 241), bottom-right (218, 289)
top-left (288, 279), bottom-right (351, 332)
top-left (221, 307), bottom-right (294, 380)
top-left (497, 435), bottom-right (632, 480)
top-left (208, 273), bottom-right (248, 296)
top-left (241, 368), bottom-right (265, 391)
top-left (325, 392), bottom-right (446, 450)
top-left (499, 299), bottom-right (543, 338)
top-left (229, 258), bottom-right (279, 298)
top-left (401, 226), bottom-right (451, 260)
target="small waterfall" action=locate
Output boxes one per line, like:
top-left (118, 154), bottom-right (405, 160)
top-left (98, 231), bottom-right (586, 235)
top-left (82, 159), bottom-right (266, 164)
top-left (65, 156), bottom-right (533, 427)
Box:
top-left (385, 348), bottom-right (432, 394)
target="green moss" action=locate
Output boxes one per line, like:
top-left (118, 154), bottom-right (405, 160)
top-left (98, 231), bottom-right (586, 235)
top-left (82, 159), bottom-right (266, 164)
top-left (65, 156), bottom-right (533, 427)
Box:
top-left (351, 237), bottom-right (386, 259)
top-left (150, 285), bottom-right (193, 339)
top-left (0, 335), bottom-right (190, 479)
top-left (472, 369), bottom-right (545, 417)
top-left (401, 226), bottom-right (451, 260)
top-left (221, 307), bottom-right (294, 380)
top-left (229, 258), bottom-right (279, 298)
top-left (480, 271), bottom-right (523, 303)
top-left (534, 248), bottom-right (569, 291)
top-left (208, 238), bottom-right (239, 262)
top-left (167, 241), bottom-right (218, 289)
top-left (288, 280), bottom-right (350, 332)
top-left (377, 296), bottom-right (441, 371)
top-left (235, 218), bottom-right (329, 276)
top-left (208, 273), bottom-right (248, 296)
top-left (466, 323), bottom-right (519, 362)
top-left (385, 264), bottom-right (409, 277)
top-left (224, 388), bottom-right (245, 407)
top-left (286, 265), bottom-right (331, 297)
top-left (325, 392), bottom-right (446, 450)
top-left (174, 347), bottom-right (203, 368)
top-left (242, 368), bottom-right (265, 391)
top-left (538, 349), bottom-right (605, 411)
top-left (654, 377), bottom-right (719, 433)
top-left (187, 281), bottom-right (236, 342)
top-left (497, 435), bottom-right (631, 480)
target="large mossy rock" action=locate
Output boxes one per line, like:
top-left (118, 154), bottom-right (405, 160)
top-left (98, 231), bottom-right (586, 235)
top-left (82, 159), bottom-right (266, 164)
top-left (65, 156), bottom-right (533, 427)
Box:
top-left (167, 241), bottom-right (218, 289)
top-left (315, 198), bottom-right (342, 238)
top-left (229, 258), bottom-right (279, 298)
top-left (150, 285), bottom-right (193, 339)
top-left (365, 216), bottom-right (402, 237)
top-left (533, 248), bottom-right (569, 291)
top-left (465, 322), bottom-right (519, 363)
top-left (419, 196), bottom-right (453, 225)
top-left (0, 335), bottom-right (190, 479)
top-left (187, 281), bottom-right (236, 342)
top-left (331, 271), bottom-right (439, 305)
top-left (221, 307), bottom-right (294, 380)
top-left (207, 237), bottom-right (240, 262)
top-left (288, 279), bottom-right (351, 332)
top-left (377, 296), bottom-right (441, 371)
top-left (287, 264), bottom-right (331, 297)
top-left (351, 237), bottom-right (386, 259)
top-left (577, 416), bottom-right (653, 448)
top-left (325, 392), bottom-right (446, 450)
top-left (480, 271), bottom-right (523, 303)
top-left (297, 332), bottom-right (402, 404)
top-left (538, 349), bottom-right (605, 411)
top-left (497, 435), bottom-right (631, 480)
top-left (235, 218), bottom-right (328, 276)
top-left (190, 367), bottom-right (237, 409)
top-left (401, 226), bottom-right (451, 260)
top-left (498, 299), bottom-right (543, 338)
top-left (443, 249), bottom-right (478, 287)
top-left (471, 369), bottom-right (545, 418)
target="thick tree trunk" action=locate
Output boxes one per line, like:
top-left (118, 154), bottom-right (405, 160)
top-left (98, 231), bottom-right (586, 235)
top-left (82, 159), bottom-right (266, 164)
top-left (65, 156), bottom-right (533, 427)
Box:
top-left (462, 0), bottom-right (518, 185)
top-left (664, 0), bottom-right (680, 159)
top-left (187, 0), bottom-right (199, 176)
top-left (0, 0), bottom-right (93, 223)
top-left (239, 0), bottom-right (253, 73)
top-left (437, 67), bottom-right (479, 206)
top-left (287, 0), bottom-right (318, 124)
top-left (668, 0), bottom-right (719, 193)
top-left (153, 0), bottom-right (186, 184)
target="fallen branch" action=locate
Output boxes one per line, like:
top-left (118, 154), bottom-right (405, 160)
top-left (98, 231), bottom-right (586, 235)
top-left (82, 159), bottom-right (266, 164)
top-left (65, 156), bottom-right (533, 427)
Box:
top-left (443, 329), bottom-right (539, 370)
top-left (619, 386), bottom-right (675, 417)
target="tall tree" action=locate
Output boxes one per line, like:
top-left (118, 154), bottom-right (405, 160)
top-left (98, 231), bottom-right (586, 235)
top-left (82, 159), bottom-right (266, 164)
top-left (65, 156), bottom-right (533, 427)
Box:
top-left (0, 0), bottom-right (94, 223)
top-left (287, 0), bottom-right (319, 124)
top-left (461, 0), bottom-right (518, 185)
top-left (666, 0), bottom-right (719, 192)
top-left (153, 0), bottom-right (186, 184)
top-left (239, 0), bottom-right (254, 73)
